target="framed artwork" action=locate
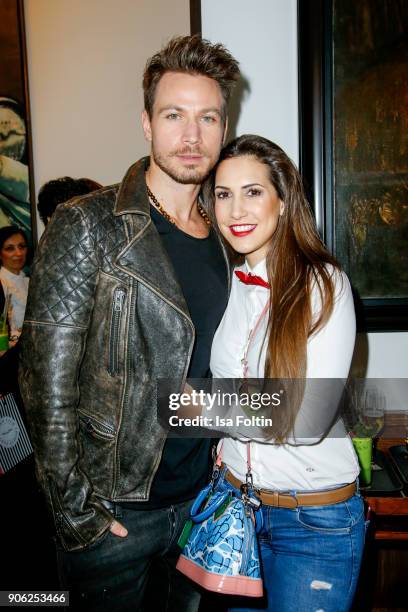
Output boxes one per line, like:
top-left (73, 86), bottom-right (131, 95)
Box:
top-left (190, 0), bottom-right (202, 35)
top-left (298, 0), bottom-right (408, 331)
top-left (0, 0), bottom-right (37, 247)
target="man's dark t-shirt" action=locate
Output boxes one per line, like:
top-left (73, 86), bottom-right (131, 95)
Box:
top-left (123, 205), bottom-right (228, 509)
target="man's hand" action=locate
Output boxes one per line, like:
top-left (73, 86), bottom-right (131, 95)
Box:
top-left (110, 520), bottom-right (128, 537)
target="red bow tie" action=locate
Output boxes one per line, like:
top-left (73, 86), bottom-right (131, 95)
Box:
top-left (235, 270), bottom-right (270, 288)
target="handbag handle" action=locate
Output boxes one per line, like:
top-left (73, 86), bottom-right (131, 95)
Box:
top-left (190, 484), bottom-right (230, 522)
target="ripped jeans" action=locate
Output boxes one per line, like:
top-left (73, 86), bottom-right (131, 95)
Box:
top-left (215, 473), bottom-right (365, 612)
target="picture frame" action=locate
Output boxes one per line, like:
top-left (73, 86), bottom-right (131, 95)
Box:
top-left (190, 0), bottom-right (202, 35)
top-left (0, 0), bottom-right (37, 248)
top-left (298, 0), bottom-right (408, 332)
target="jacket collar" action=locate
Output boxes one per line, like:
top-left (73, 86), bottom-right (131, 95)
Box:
top-left (114, 157), bottom-right (195, 320)
top-left (113, 157), bottom-right (150, 217)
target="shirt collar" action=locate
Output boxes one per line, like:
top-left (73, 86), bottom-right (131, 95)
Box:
top-left (245, 258), bottom-right (268, 281)
top-left (233, 258), bottom-right (269, 291)
top-left (0, 267), bottom-right (26, 281)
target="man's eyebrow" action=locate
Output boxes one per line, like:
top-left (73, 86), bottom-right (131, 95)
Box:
top-left (200, 107), bottom-right (222, 116)
top-left (158, 105), bottom-right (222, 116)
top-left (157, 105), bottom-right (183, 113)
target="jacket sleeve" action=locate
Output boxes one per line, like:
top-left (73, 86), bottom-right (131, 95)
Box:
top-left (19, 202), bottom-right (114, 551)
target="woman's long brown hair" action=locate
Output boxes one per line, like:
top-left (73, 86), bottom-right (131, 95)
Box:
top-left (204, 134), bottom-right (341, 380)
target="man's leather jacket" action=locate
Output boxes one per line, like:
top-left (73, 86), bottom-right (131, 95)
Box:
top-left (19, 158), bottom-right (230, 552)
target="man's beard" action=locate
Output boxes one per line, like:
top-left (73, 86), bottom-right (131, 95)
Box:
top-left (151, 146), bottom-right (216, 185)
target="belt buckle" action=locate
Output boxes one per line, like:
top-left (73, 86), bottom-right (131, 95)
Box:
top-left (278, 491), bottom-right (299, 509)
top-left (288, 493), bottom-right (299, 508)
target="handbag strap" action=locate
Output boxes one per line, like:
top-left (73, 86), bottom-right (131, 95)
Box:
top-left (213, 432), bottom-right (254, 489)
top-left (245, 441), bottom-right (253, 488)
top-left (241, 299), bottom-right (270, 378)
top-left (190, 484), bottom-right (230, 522)
top-left (241, 300), bottom-right (269, 489)
top-left (214, 294), bottom-right (269, 493)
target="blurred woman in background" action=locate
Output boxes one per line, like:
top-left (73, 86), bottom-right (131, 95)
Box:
top-left (0, 225), bottom-right (29, 342)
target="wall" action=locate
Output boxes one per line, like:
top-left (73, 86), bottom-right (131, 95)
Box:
top-left (201, 0), bottom-right (408, 388)
top-left (24, 0), bottom-right (190, 231)
top-left (202, 0), bottom-right (299, 164)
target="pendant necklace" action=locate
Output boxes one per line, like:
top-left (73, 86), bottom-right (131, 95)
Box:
top-left (146, 184), bottom-right (211, 227)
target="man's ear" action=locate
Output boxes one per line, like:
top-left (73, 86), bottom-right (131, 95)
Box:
top-left (141, 110), bottom-right (152, 142)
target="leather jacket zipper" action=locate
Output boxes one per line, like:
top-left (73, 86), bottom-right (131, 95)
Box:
top-left (85, 418), bottom-right (116, 440)
top-left (108, 287), bottom-right (126, 376)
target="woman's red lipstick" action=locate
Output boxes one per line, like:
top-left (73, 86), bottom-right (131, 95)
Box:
top-left (229, 224), bottom-right (257, 237)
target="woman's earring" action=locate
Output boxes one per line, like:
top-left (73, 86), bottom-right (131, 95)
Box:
top-left (279, 202), bottom-right (285, 216)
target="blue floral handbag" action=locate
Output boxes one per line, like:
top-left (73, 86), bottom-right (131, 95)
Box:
top-left (176, 450), bottom-right (263, 597)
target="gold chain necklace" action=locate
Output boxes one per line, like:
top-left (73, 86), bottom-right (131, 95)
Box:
top-left (146, 184), bottom-right (211, 227)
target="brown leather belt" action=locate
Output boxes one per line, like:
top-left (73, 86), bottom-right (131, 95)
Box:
top-left (224, 469), bottom-right (356, 508)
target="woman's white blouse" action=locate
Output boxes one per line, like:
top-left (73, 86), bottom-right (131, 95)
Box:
top-left (0, 267), bottom-right (29, 336)
top-left (210, 258), bottom-right (360, 490)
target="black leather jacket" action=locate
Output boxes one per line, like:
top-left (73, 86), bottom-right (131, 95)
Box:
top-left (19, 158), bottom-right (230, 551)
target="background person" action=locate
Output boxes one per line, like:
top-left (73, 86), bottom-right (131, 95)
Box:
top-left (206, 134), bottom-right (365, 612)
top-left (0, 225), bottom-right (29, 342)
top-left (0, 280), bottom-right (18, 381)
top-left (37, 176), bottom-right (102, 226)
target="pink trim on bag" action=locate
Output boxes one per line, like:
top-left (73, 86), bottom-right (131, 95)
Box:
top-left (176, 555), bottom-right (263, 597)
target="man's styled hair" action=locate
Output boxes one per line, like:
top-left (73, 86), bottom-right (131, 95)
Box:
top-left (143, 34), bottom-right (240, 121)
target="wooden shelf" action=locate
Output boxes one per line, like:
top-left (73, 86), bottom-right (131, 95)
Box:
top-left (374, 530), bottom-right (408, 541)
top-left (361, 435), bottom-right (407, 544)
top-left (365, 497), bottom-right (408, 516)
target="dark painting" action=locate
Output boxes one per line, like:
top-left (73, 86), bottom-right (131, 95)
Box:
top-left (333, 0), bottom-right (408, 299)
top-left (0, 0), bottom-right (36, 245)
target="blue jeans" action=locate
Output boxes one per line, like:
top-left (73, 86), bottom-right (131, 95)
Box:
top-left (56, 499), bottom-right (200, 612)
top-left (215, 472), bottom-right (365, 612)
